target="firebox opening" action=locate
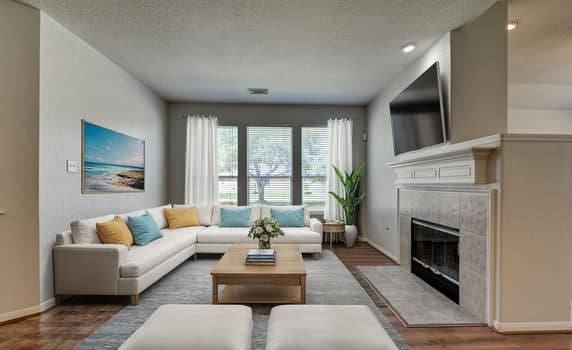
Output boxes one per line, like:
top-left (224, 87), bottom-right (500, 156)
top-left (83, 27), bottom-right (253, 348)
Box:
top-left (411, 218), bottom-right (460, 303)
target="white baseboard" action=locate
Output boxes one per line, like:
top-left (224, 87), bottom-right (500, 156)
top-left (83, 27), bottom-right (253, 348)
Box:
top-left (0, 298), bottom-right (56, 323)
top-left (493, 320), bottom-right (572, 333)
top-left (40, 298), bottom-right (56, 312)
top-left (358, 236), bottom-right (399, 263)
top-left (0, 304), bottom-right (40, 323)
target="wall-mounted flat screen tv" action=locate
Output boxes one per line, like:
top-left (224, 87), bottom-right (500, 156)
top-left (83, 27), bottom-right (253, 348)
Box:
top-left (389, 62), bottom-right (447, 156)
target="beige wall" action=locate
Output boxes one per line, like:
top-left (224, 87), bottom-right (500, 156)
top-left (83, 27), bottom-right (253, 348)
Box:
top-left (508, 82), bottom-right (572, 134)
top-left (449, 1), bottom-right (508, 143)
top-left (509, 109), bottom-right (572, 134)
top-left (499, 138), bottom-right (572, 324)
top-left (0, 0), bottom-right (40, 319)
top-left (38, 13), bottom-right (169, 303)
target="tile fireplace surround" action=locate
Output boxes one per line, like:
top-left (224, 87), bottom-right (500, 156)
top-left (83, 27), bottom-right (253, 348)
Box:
top-left (399, 189), bottom-right (490, 322)
top-left (386, 133), bottom-right (572, 333)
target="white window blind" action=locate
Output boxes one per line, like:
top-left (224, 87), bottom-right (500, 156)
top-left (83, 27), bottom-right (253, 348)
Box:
top-left (302, 127), bottom-right (328, 208)
top-left (217, 126), bottom-right (238, 205)
top-left (247, 127), bottom-right (292, 205)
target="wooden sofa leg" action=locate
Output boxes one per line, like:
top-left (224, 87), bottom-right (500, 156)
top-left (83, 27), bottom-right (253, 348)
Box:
top-left (130, 295), bottom-right (140, 305)
top-left (194, 254), bottom-right (198, 261)
top-left (313, 253), bottom-right (321, 260)
top-left (55, 295), bottom-right (63, 305)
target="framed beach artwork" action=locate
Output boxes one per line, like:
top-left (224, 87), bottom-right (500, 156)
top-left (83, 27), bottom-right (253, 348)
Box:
top-left (82, 120), bottom-right (145, 193)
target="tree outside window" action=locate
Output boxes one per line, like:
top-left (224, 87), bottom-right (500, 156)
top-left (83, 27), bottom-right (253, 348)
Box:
top-left (247, 127), bottom-right (292, 205)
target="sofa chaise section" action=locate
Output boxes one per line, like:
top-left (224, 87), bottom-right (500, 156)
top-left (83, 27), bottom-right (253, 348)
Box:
top-left (54, 228), bottom-right (199, 304)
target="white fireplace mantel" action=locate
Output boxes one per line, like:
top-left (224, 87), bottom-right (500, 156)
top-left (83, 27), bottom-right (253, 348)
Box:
top-left (387, 134), bottom-right (501, 185)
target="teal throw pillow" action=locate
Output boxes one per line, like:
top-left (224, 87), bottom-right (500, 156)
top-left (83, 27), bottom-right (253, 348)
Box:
top-left (220, 207), bottom-right (251, 227)
top-left (127, 212), bottom-right (163, 246)
top-left (271, 208), bottom-right (304, 227)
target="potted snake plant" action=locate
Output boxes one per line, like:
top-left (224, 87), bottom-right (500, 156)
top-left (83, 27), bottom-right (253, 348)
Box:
top-left (328, 163), bottom-right (366, 247)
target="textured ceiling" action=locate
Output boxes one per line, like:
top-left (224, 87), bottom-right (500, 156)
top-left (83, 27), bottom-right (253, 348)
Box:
top-left (509, 0), bottom-right (572, 84)
top-left (23, 0), bottom-right (496, 104)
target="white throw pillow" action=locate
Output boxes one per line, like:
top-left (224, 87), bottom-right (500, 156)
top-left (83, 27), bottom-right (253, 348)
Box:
top-left (211, 205), bottom-right (260, 226)
top-left (173, 204), bottom-right (213, 226)
top-left (261, 205), bottom-right (310, 226)
top-left (70, 214), bottom-right (115, 244)
top-left (146, 204), bottom-right (172, 229)
top-left (117, 209), bottom-right (146, 223)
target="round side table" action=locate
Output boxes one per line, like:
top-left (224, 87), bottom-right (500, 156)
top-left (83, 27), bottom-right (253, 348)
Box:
top-left (322, 222), bottom-right (345, 250)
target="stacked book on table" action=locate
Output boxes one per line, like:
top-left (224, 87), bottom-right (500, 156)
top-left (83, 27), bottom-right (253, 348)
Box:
top-left (245, 249), bottom-right (276, 265)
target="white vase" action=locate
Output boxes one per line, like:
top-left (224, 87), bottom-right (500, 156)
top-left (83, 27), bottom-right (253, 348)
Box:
top-left (344, 225), bottom-right (358, 248)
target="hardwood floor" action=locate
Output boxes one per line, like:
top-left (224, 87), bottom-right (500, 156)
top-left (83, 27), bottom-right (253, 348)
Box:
top-left (0, 302), bottom-right (123, 350)
top-left (1, 241), bottom-right (570, 349)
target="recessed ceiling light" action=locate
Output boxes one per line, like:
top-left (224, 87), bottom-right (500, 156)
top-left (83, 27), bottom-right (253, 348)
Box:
top-left (401, 43), bottom-right (416, 53)
top-left (248, 88), bottom-right (269, 95)
top-left (507, 20), bottom-right (519, 31)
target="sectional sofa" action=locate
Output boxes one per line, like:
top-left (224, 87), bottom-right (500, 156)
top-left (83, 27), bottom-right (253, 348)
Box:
top-left (53, 204), bottom-right (323, 304)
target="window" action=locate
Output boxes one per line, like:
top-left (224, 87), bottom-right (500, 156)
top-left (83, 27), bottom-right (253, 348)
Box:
top-left (302, 127), bottom-right (328, 208)
top-left (217, 126), bottom-right (238, 205)
top-left (214, 124), bottom-right (330, 210)
top-left (247, 127), bottom-right (293, 205)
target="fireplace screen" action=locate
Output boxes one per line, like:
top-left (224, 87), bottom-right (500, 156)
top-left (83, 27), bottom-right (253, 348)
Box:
top-left (411, 218), bottom-right (460, 303)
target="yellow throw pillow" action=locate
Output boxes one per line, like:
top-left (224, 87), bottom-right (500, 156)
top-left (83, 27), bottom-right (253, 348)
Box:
top-left (164, 207), bottom-right (200, 229)
top-left (96, 216), bottom-right (134, 247)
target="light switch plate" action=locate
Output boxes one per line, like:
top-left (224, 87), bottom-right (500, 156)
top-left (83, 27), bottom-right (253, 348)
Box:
top-left (67, 160), bottom-right (78, 173)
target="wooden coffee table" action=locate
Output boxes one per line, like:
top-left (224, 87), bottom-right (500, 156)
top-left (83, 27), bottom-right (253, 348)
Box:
top-left (210, 243), bottom-right (306, 305)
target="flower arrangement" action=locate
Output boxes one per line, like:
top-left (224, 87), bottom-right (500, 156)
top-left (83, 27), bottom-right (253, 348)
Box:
top-left (248, 217), bottom-right (284, 249)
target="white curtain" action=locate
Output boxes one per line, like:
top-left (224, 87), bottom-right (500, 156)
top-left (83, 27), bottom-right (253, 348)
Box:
top-left (185, 115), bottom-right (218, 206)
top-left (324, 118), bottom-right (353, 222)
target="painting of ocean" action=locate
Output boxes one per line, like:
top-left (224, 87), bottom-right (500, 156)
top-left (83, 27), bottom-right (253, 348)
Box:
top-left (82, 121), bottom-right (145, 193)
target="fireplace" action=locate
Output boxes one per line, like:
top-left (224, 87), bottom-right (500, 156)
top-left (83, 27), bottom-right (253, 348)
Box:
top-left (411, 218), bottom-right (460, 303)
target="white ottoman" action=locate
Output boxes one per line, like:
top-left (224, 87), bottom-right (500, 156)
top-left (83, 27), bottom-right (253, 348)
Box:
top-left (119, 304), bottom-right (252, 350)
top-left (266, 305), bottom-right (399, 350)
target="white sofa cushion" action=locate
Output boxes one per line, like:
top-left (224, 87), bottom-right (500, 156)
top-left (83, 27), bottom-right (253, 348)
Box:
top-left (266, 305), bottom-right (399, 350)
top-left (120, 226), bottom-right (204, 278)
top-left (197, 226), bottom-right (321, 244)
top-left (70, 214), bottom-right (115, 244)
top-left (197, 226), bottom-right (251, 244)
top-left (146, 204), bottom-right (171, 229)
top-left (211, 205), bottom-right (260, 225)
top-left (119, 304), bottom-right (252, 350)
top-left (274, 227), bottom-right (322, 244)
top-left (261, 205), bottom-right (310, 226)
top-left (173, 204), bottom-right (213, 226)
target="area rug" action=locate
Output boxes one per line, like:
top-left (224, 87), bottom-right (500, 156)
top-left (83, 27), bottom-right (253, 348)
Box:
top-left (357, 265), bottom-right (485, 327)
top-left (79, 251), bottom-right (409, 349)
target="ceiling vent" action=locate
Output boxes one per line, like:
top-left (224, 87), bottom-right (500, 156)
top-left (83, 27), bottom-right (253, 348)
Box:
top-left (248, 88), bottom-right (269, 95)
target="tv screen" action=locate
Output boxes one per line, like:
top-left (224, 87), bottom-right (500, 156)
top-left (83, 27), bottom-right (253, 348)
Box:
top-left (389, 62), bottom-right (446, 156)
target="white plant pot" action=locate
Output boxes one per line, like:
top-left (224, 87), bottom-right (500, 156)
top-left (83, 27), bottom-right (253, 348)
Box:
top-left (344, 225), bottom-right (358, 248)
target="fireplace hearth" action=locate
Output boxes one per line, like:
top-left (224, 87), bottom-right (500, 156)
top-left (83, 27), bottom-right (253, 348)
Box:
top-left (411, 218), bottom-right (460, 303)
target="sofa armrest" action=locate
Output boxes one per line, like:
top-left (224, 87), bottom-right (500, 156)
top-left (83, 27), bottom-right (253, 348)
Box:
top-left (309, 218), bottom-right (323, 235)
top-left (54, 244), bottom-right (128, 295)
